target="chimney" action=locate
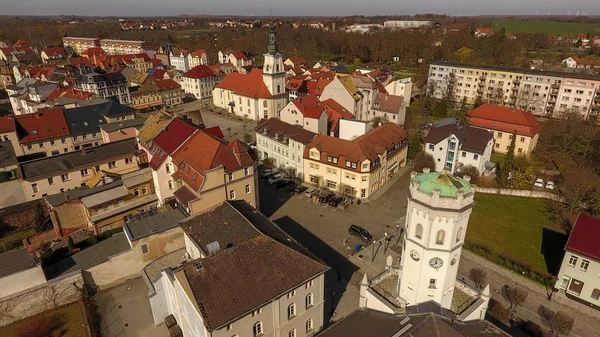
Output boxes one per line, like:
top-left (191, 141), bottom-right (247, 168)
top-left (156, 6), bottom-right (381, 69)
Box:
top-left (422, 167), bottom-right (430, 174)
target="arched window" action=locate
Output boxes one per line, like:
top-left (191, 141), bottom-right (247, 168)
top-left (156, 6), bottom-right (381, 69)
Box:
top-left (253, 322), bottom-right (263, 337)
top-left (289, 329), bottom-right (296, 337)
top-left (306, 318), bottom-right (314, 332)
top-left (436, 230), bottom-right (445, 245)
top-left (306, 293), bottom-right (314, 308)
top-left (415, 224), bottom-right (423, 239)
top-left (263, 100), bottom-right (268, 108)
top-left (287, 303), bottom-right (296, 319)
top-left (456, 227), bottom-right (463, 242)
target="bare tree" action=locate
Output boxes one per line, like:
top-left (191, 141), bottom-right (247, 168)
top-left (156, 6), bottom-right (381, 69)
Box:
top-left (468, 268), bottom-right (488, 290)
top-left (412, 152), bottom-right (436, 173)
top-left (549, 311), bottom-right (575, 337)
top-left (502, 285), bottom-right (528, 319)
top-left (0, 293), bottom-right (28, 324)
top-left (41, 281), bottom-right (78, 310)
top-left (370, 115), bottom-right (389, 128)
top-left (261, 157), bottom-right (275, 169)
top-left (514, 85), bottom-right (543, 112)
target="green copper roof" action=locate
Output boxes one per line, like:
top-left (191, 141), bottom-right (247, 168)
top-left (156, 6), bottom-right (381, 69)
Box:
top-left (412, 170), bottom-right (473, 199)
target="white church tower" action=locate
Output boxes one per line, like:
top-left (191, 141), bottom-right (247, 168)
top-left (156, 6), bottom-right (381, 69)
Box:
top-left (262, 27), bottom-right (286, 96)
top-left (398, 168), bottom-right (475, 309)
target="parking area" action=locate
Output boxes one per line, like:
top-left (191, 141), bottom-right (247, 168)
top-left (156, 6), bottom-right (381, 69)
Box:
top-left (95, 278), bottom-right (168, 337)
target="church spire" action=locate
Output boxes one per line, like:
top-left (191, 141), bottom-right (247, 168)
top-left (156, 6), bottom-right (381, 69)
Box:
top-left (267, 26), bottom-right (278, 55)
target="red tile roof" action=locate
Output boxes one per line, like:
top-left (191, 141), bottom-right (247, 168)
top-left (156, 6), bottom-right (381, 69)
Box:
top-left (184, 65), bottom-right (216, 79)
top-left (321, 98), bottom-right (354, 133)
top-left (152, 69), bottom-right (167, 79)
top-left (566, 213), bottom-right (600, 261)
top-left (216, 68), bottom-right (281, 99)
top-left (475, 28), bottom-right (493, 35)
top-left (571, 56), bottom-right (600, 66)
top-left (155, 78), bottom-right (181, 90)
top-left (0, 48), bottom-right (12, 56)
top-left (14, 39), bottom-right (28, 47)
top-left (372, 93), bottom-right (404, 114)
top-left (69, 57), bottom-right (93, 68)
top-left (83, 47), bottom-right (105, 56)
top-left (291, 95), bottom-right (326, 119)
top-left (468, 104), bottom-right (542, 137)
top-left (577, 34), bottom-right (587, 39)
top-left (149, 118), bottom-right (197, 170)
top-left (288, 56), bottom-right (308, 66)
top-left (0, 116), bottom-right (16, 134)
top-left (231, 51), bottom-right (248, 60)
top-left (43, 47), bottom-right (66, 57)
top-left (15, 109), bottom-right (70, 144)
top-left (152, 58), bottom-right (164, 67)
top-left (203, 126), bottom-right (225, 139)
top-left (190, 49), bottom-right (208, 58)
top-left (46, 87), bottom-right (95, 102)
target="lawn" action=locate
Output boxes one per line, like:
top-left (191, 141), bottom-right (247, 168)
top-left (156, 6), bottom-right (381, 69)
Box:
top-left (466, 193), bottom-right (566, 275)
top-left (0, 302), bottom-right (87, 337)
top-left (493, 19), bottom-right (600, 35)
top-left (0, 228), bottom-right (35, 251)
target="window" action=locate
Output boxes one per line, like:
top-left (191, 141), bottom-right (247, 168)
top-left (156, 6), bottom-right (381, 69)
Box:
top-left (47, 177), bottom-right (54, 185)
top-left (27, 144), bottom-right (33, 150)
top-left (580, 259), bottom-right (590, 271)
top-left (449, 142), bottom-right (456, 150)
top-left (415, 224), bottom-right (423, 239)
top-left (39, 142), bottom-right (44, 148)
top-left (428, 144), bottom-right (434, 151)
top-left (125, 157), bottom-right (133, 164)
top-left (230, 190), bottom-right (236, 199)
top-left (166, 164), bottom-right (171, 173)
top-left (497, 132), bottom-right (503, 138)
top-left (51, 150), bottom-right (59, 156)
top-left (495, 143), bottom-right (500, 149)
top-left (82, 134), bottom-right (87, 140)
top-left (50, 140), bottom-right (55, 146)
top-left (289, 329), bottom-right (296, 337)
top-left (287, 303), bottom-right (296, 319)
top-left (32, 183), bottom-right (38, 193)
top-left (228, 173), bottom-right (233, 181)
top-left (592, 289), bottom-right (600, 301)
top-left (108, 161), bottom-right (117, 169)
top-left (253, 322), bottom-right (263, 337)
top-left (306, 319), bottom-right (313, 332)
top-left (142, 186), bottom-right (148, 194)
top-left (362, 163), bottom-right (369, 170)
top-left (436, 230), bottom-right (445, 245)
top-left (429, 278), bottom-right (437, 289)
top-left (141, 244), bottom-right (148, 254)
top-left (61, 138), bottom-right (66, 144)
top-left (61, 173), bottom-right (70, 182)
top-left (473, 154), bottom-right (479, 160)
top-left (134, 188), bottom-right (140, 196)
top-left (568, 255), bottom-right (578, 267)
top-left (461, 151), bottom-right (466, 158)
top-left (246, 184), bottom-right (251, 194)
top-left (245, 167), bottom-right (250, 176)
top-left (168, 181), bottom-right (174, 190)
top-left (361, 189), bottom-right (366, 198)
top-left (456, 227), bottom-right (463, 242)
top-left (288, 290), bottom-right (296, 298)
top-left (81, 168), bottom-right (89, 176)
top-left (306, 293), bottom-right (314, 308)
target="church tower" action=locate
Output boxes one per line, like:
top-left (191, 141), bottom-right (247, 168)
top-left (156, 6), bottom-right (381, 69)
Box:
top-left (262, 27), bottom-right (286, 96)
top-left (398, 168), bottom-right (475, 309)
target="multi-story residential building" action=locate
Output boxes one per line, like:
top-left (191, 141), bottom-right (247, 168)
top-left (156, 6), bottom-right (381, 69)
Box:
top-left (6, 78), bottom-right (59, 115)
top-left (130, 78), bottom-right (182, 110)
top-left (304, 123), bottom-right (408, 199)
top-left (155, 79), bottom-right (182, 107)
top-left (556, 213), bottom-right (600, 309)
top-left (40, 47), bottom-right (67, 64)
top-left (75, 71), bottom-right (131, 105)
top-left (218, 50), bottom-right (255, 70)
top-left (170, 131), bottom-right (258, 216)
top-left (427, 61), bottom-right (600, 119)
top-left (468, 104), bottom-right (542, 156)
top-left (213, 29), bottom-right (288, 121)
top-left (255, 118), bottom-right (317, 178)
top-left (100, 117), bottom-right (146, 144)
top-left (62, 37), bottom-right (153, 56)
top-left (15, 109), bottom-right (74, 156)
top-left (385, 77), bottom-right (412, 99)
top-left (424, 119), bottom-right (494, 174)
top-left (149, 200), bottom-right (329, 337)
top-left (279, 95), bottom-right (355, 137)
top-left (183, 65), bottom-right (218, 100)
top-left (169, 49), bottom-right (189, 72)
top-left (45, 168), bottom-right (158, 234)
top-left (187, 49), bottom-right (208, 68)
top-left (18, 138), bottom-right (140, 200)
top-left (0, 60), bottom-right (16, 90)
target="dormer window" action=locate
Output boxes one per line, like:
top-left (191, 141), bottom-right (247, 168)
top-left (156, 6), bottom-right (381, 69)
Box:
top-left (32, 129), bottom-right (38, 135)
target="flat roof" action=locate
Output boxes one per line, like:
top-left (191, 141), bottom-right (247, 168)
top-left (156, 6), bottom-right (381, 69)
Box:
top-left (124, 208), bottom-right (186, 241)
top-left (100, 117), bottom-right (147, 133)
top-left (0, 248), bottom-right (38, 278)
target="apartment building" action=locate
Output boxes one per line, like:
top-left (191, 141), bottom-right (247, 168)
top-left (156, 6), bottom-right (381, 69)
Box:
top-left (61, 37), bottom-right (100, 55)
top-left (427, 61), bottom-right (600, 119)
top-left (18, 139), bottom-right (140, 201)
top-left (130, 78), bottom-right (182, 110)
top-left (468, 104), bottom-right (542, 156)
top-left (62, 37), bottom-right (153, 56)
top-left (149, 201), bottom-right (329, 337)
top-left (424, 119), bottom-right (494, 174)
top-left (169, 50), bottom-right (189, 72)
top-left (15, 109), bottom-right (74, 156)
top-left (171, 132), bottom-right (258, 216)
top-left (303, 123), bottom-right (408, 199)
top-left (75, 71), bottom-right (131, 105)
top-left (6, 78), bottom-right (58, 115)
top-left (183, 65), bottom-right (218, 100)
top-left (255, 118), bottom-right (317, 178)
top-left (100, 117), bottom-right (146, 144)
top-left (556, 213), bottom-right (600, 309)
top-left (279, 95), bottom-right (355, 136)
top-left (0, 116), bottom-right (21, 156)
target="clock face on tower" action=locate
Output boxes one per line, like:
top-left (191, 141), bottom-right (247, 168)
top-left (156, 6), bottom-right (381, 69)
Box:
top-left (429, 257), bottom-right (443, 269)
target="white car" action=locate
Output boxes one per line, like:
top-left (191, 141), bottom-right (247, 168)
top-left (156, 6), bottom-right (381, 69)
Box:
top-left (267, 174), bottom-right (282, 185)
top-left (534, 178), bottom-right (544, 188)
top-left (545, 181), bottom-right (555, 190)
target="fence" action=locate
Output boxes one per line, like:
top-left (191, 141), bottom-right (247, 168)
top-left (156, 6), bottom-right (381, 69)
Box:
top-left (472, 186), bottom-right (564, 202)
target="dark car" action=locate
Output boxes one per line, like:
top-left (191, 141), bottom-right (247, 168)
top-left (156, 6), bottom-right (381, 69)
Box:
top-left (275, 179), bottom-right (293, 188)
top-left (348, 225), bottom-right (373, 242)
top-left (294, 186), bottom-right (308, 194)
top-left (319, 192), bottom-right (335, 203)
top-left (328, 195), bottom-right (344, 207)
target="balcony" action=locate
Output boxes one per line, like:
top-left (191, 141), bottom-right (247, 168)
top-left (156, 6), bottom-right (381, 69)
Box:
top-left (551, 89), bottom-right (559, 95)
top-left (551, 82), bottom-right (561, 89)
top-left (548, 97), bottom-right (556, 103)
top-left (512, 78), bottom-right (521, 85)
top-left (477, 81), bottom-right (484, 87)
top-left (479, 75), bottom-right (486, 80)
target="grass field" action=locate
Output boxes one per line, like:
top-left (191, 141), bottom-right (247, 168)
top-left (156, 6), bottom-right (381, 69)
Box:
top-left (466, 193), bottom-right (566, 274)
top-left (0, 228), bottom-right (35, 251)
top-left (494, 19), bottom-right (600, 35)
top-left (0, 302), bottom-right (87, 337)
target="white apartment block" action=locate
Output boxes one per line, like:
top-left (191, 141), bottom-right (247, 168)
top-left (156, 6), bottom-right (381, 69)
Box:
top-left (183, 65), bottom-right (218, 100)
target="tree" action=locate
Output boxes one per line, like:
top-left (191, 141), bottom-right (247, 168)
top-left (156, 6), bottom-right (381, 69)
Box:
top-left (549, 311), bottom-right (575, 337)
top-left (413, 152), bottom-right (436, 173)
top-left (261, 157), bottom-right (275, 169)
top-left (67, 236), bottom-right (75, 252)
top-left (468, 268), bottom-right (487, 290)
top-left (33, 205), bottom-right (51, 233)
top-left (37, 242), bottom-right (53, 263)
top-left (407, 134), bottom-right (423, 161)
top-left (242, 132), bottom-right (253, 144)
top-left (41, 281), bottom-right (77, 309)
top-left (18, 316), bottom-right (53, 337)
top-left (502, 285), bottom-right (528, 319)
top-left (371, 115), bottom-right (389, 128)
top-left (456, 165), bottom-right (480, 182)
top-left (432, 99), bottom-right (448, 118)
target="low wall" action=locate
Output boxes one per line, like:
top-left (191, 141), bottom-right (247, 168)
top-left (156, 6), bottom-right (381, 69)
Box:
top-left (0, 271), bottom-right (83, 326)
top-left (472, 186), bottom-right (564, 202)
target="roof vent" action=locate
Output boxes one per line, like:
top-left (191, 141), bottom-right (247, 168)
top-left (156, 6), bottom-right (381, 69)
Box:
top-left (194, 262), bottom-right (203, 271)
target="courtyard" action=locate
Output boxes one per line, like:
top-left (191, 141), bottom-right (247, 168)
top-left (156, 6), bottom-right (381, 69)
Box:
top-left (0, 301), bottom-right (87, 337)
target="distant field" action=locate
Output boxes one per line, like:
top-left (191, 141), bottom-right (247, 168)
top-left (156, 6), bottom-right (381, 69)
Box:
top-left (494, 19), bottom-right (600, 35)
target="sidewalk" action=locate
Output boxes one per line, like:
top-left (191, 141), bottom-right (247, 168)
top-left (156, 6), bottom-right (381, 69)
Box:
top-left (459, 250), bottom-right (599, 337)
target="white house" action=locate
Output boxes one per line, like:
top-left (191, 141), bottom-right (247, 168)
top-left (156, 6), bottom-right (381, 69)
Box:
top-left (556, 213), bottom-right (600, 308)
top-left (183, 65), bottom-right (218, 100)
top-left (148, 201), bottom-right (329, 337)
top-left (424, 119), bottom-right (494, 175)
top-left (169, 50), bottom-right (189, 72)
top-left (385, 77), bottom-right (412, 100)
top-left (280, 95), bottom-right (328, 134)
top-left (187, 49), bottom-right (208, 68)
top-left (255, 118), bottom-right (316, 178)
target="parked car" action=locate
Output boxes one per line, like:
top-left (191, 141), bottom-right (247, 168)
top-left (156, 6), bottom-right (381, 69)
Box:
top-left (267, 174), bottom-right (282, 185)
top-left (348, 225), bottom-right (373, 242)
top-left (545, 181), bottom-right (555, 190)
top-left (275, 179), bottom-right (293, 188)
top-left (534, 178), bottom-right (544, 188)
top-left (328, 195), bottom-right (344, 207)
top-left (319, 192), bottom-right (335, 203)
top-left (260, 169), bottom-right (273, 178)
top-left (295, 186), bottom-right (308, 194)
top-left (304, 188), bottom-right (317, 198)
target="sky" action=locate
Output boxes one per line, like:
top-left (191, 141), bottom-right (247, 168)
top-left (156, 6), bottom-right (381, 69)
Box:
top-left (1, 0), bottom-right (600, 17)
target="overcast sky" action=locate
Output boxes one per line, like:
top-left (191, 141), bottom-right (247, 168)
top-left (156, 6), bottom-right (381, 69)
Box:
top-left (2, 0), bottom-right (600, 16)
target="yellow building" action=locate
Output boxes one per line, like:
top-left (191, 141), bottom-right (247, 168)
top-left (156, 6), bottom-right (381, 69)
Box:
top-left (303, 123), bottom-right (408, 199)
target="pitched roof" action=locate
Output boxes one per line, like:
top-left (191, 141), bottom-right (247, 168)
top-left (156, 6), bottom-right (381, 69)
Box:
top-left (426, 120), bottom-right (493, 155)
top-left (255, 118), bottom-right (317, 145)
top-left (155, 78), bottom-right (181, 90)
top-left (305, 123), bottom-right (408, 170)
top-left (215, 68), bottom-right (281, 99)
top-left (571, 56), bottom-right (600, 66)
top-left (15, 109), bottom-right (71, 144)
top-left (190, 49), bottom-right (208, 57)
top-left (43, 47), bottom-right (66, 57)
top-left (372, 93), bottom-right (404, 114)
top-left (322, 98), bottom-right (354, 133)
top-left (566, 213), bottom-right (600, 261)
top-left (231, 50), bottom-right (249, 60)
top-left (151, 69), bottom-right (167, 79)
top-left (202, 126), bottom-right (224, 139)
top-left (100, 117), bottom-right (147, 133)
top-left (149, 118), bottom-right (197, 170)
top-left (475, 27), bottom-right (493, 34)
top-left (0, 248), bottom-right (38, 278)
top-left (73, 99), bottom-right (135, 118)
top-left (82, 47), bottom-right (105, 56)
top-left (178, 202), bottom-right (328, 331)
top-left (46, 87), bottom-right (95, 102)
top-left (137, 111), bottom-right (175, 147)
top-left (287, 56), bottom-right (308, 65)
top-left (0, 140), bottom-right (17, 168)
top-left (0, 116), bottom-right (16, 133)
top-left (291, 95), bottom-right (326, 119)
top-left (183, 65), bottom-right (216, 79)
top-left (468, 104), bottom-right (542, 137)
